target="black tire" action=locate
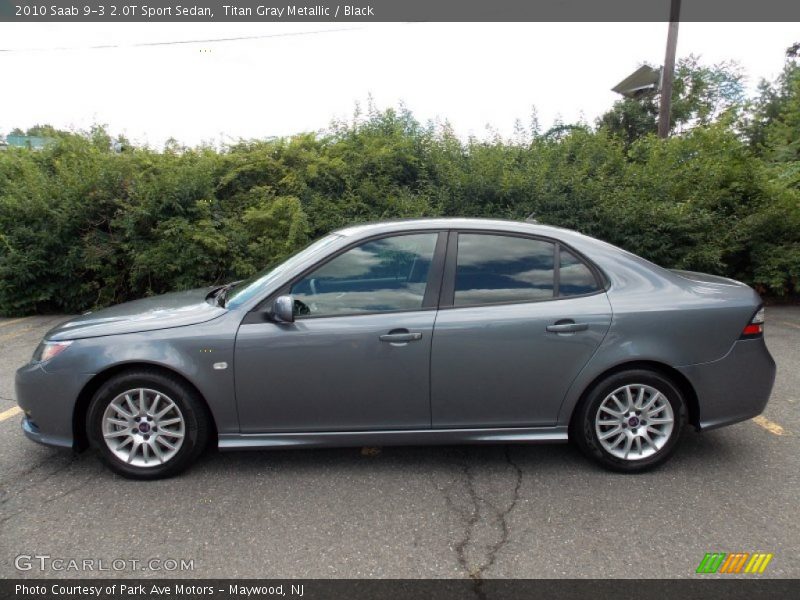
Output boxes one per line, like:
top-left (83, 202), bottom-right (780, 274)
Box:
top-left (87, 369), bottom-right (210, 479)
top-left (571, 369), bottom-right (686, 473)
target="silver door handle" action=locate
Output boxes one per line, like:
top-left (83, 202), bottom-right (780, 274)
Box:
top-left (546, 323), bottom-right (589, 333)
top-left (379, 332), bottom-right (423, 343)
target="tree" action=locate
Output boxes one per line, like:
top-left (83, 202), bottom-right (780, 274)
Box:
top-left (596, 95), bottom-right (659, 146)
top-left (670, 56), bottom-right (745, 129)
top-left (759, 62), bottom-right (800, 164)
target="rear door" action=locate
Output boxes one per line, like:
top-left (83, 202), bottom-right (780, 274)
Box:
top-left (430, 231), bottom-right (612, 428)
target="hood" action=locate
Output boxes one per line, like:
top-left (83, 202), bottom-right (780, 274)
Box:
top-left (46, 287), bottom-right (227, 341)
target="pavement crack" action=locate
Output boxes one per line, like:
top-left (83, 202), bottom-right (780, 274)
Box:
top-left (441, 447), bottom-right (524, 598)
top-left (449, 461), bottom-right (482, 581)
top-left (480, 446), bottom-right (523, 577)
top-left (0, 467), bottom-right (101, 526)
top-left (41, 469), bottom-right (102, 505)
top-left (0, 453), bottom-right (86, 513)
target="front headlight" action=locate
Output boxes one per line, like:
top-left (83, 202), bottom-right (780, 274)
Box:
top-left (32, 340), bottom-right (73, 363)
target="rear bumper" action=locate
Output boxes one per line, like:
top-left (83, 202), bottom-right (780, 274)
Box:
top-left (678, 337), bottom-right (776, 431)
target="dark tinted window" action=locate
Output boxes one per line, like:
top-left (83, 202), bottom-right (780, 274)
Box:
top-left (559, 248), bottom-right (600, 296)
top-left (454, 234), bottom-right (555, 306)
top-left (291, 233), bottom-right (438, 317)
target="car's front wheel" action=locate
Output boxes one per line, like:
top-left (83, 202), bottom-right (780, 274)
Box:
top-left (87, 369), bottom-right (209, 479)
top-left (572, 369), bottom-right (686, 472)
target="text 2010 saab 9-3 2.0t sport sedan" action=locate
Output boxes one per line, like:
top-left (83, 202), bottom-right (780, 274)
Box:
top-left (16, 219), bottom-right (776, 478)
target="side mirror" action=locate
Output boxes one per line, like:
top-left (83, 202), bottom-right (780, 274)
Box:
top-left (271, 295), bottom-right (295, 323)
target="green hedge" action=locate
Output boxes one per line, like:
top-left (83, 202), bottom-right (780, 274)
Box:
top-left (1, 110), bottom-right (798, 316)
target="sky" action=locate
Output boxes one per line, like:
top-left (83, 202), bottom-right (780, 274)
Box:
top-left (0, 22), bottom-right (797, 147)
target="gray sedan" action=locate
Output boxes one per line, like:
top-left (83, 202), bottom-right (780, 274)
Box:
top-left (15, 218), bottom-right (776, 479)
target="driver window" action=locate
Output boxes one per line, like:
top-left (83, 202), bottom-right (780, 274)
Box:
top-left (290, 233), bottom-right (438, 317)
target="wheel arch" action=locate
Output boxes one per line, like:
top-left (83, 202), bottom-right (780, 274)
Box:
top-left (567, 360), bottom-right (700, 436)
top-left (72, 362), bottom-right (218, 451)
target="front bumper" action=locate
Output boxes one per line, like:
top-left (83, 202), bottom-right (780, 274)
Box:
top-left (15, 361), bottom-right (93, 449)
top-left (20, 413), bottom-right (72, 448)
top-left (678, 337), bottom-right (777, 431)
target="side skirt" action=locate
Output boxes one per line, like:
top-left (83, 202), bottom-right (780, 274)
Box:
top-left (218, 426), bottom-right (569, 450)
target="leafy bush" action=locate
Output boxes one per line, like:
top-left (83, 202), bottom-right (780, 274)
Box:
top-left (1, 62), bottom-right (799, 315)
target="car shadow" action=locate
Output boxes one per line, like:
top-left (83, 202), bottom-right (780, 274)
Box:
top-left (8, 424), bottom-right (762, 486)
top-left (183, 426), bottom-right (762, 480)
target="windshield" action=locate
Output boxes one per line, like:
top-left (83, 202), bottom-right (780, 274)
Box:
top-left (225, 234), bottom-right (342, 309)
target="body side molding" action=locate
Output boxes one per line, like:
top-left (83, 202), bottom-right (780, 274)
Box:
top-left (218, 426), bottom-right (569, 450)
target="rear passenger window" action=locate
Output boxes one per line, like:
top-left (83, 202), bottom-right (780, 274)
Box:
top-left (559, 248), bottom-right (600, 296)
top-left (454, 234), bottom-right (555, 306)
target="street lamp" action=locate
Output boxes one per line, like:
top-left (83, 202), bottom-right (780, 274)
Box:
top-left (657, 0), bottom-right (682, 138)
top-left (611, 0), bottom-right (682, 138)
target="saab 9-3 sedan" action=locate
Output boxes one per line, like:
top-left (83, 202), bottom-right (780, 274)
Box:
top-left (16, 219), bottom-right (775, 478)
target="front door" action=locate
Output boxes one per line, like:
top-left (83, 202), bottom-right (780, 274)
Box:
top-left (235, 231), bottom-right (445, 432)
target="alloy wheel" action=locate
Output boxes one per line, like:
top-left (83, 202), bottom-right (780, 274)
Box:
top-left (101, 388), bottom-right (186, 467)
top-left (594, 384), bottom-right (675, 461)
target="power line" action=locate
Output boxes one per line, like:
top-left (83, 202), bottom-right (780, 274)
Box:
top-left (0, 26), bottom-right (365, 53)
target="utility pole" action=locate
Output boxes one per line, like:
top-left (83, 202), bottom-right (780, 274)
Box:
top-left (658, 0), bottom-right (681, 138)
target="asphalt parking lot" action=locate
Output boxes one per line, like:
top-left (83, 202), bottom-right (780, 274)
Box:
top-left (0, 308), bottom-right (798, 579)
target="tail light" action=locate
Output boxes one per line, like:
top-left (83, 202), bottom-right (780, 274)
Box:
top-left (741, 307), bottom-right (765, 338)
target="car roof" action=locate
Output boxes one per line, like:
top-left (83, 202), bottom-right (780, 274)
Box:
top-left (333, 217), bottom-right (574, 239)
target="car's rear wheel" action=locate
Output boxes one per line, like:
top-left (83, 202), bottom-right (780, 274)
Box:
top-left (87, 370), bottom-right (209, 479)
top-left (572, 369), bottom-right (686, 472)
